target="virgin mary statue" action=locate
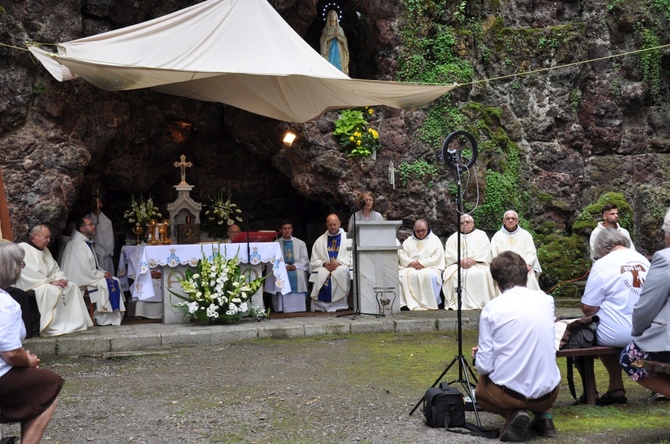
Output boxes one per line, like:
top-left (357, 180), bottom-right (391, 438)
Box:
top-left (320, 10), bottom-right (349, 75)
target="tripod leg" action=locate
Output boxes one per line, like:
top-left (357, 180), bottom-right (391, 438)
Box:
top-left (458, 357), bottom-right (483, 427)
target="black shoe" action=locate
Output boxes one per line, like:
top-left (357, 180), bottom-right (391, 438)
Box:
top-left (596, 388), bottom-right (627, 406)
top-left (500, 410), bottom-right (530, 442)
top-left (529, 417), bottom-right (557, 437)
top-left (400, 306), bottom-right (410, 311)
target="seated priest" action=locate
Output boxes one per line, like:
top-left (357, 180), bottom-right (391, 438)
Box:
top-left (442, 214), bottom-right (496, 310)
top-left (60, 217), bottom-right (126, 326)
top-left (269, 221), bottom-right (309, 313)
top-left (490, 210), bottom-right (542, 291)
top-left (398, 219), bottom-right (445, 310)
top-left (15, 224), bottom-right (93, 336)
top-left (309, 214), bottom-right (352, 312)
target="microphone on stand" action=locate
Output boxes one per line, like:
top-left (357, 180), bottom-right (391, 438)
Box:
top-left (359, 199), bottom-right (366, 208)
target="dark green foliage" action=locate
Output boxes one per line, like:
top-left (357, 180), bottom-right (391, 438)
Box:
top-left (537, 230), bottom-right (592, 297)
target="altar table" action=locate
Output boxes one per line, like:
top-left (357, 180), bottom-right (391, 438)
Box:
top-left (118, 243), bottom-right (290, 324)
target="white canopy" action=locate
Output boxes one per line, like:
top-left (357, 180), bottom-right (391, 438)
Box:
top-left (28, 0), bottom-right (455, 122)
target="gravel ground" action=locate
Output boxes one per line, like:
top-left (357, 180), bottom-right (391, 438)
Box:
top-left (2, 333), bottom-right (667, 443)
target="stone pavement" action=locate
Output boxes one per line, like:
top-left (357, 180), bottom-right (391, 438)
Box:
top-left (25, 306), bottom-right (582, 357)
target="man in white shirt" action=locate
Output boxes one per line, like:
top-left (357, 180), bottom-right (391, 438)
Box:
top-left (398, 219), bottom-right (445, 310)
top-left (473, 251), bottom-right (560, 441)
top-left (490, 210), bottom-right (542, 290)
top-left (589, 204), bottom-right (635, 261)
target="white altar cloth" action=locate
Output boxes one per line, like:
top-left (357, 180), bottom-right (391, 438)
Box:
top-left (118, 243), bottom-right (291, 302)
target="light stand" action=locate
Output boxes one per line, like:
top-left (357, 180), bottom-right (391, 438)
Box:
top-left (410, 131), bottom-right (481, 425)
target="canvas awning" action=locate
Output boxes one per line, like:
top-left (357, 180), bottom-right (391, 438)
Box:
top-left (28, 0), bottom-right (455, 123)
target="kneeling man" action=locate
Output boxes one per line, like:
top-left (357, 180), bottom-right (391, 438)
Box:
top-left (60, 217), bottom-right (125, 325)
top-left (473, 251), bottom-right (560, 441)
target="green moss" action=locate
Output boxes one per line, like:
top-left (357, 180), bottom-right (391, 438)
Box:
top-left (537, 232), bottom-right (591, 295)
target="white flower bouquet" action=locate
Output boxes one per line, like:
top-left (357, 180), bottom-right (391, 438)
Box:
top-left (123, 194), bottom-right (162, 227)
top-left (170, 248), bottom-right (267, 323)
top-left (204, 190), bottom-right (243, 238)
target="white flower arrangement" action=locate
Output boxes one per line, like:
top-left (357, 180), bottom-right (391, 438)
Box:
top-left (123, 194), bottom-right (162, 227)
top-left (170, 248), bottom-right (267, 323)
top-left (205, 190), bottom-right (243, 227)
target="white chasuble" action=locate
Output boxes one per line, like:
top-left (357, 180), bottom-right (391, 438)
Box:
top-left (442, 229), bottom-right (496, 310)
top-left (16, 242), bottom-right (92, 336)
top-left (309, 229), bottom-right (352, 306)
top-left (398, 231), bottom-right (445, 310)
top-left (490, 226), bottom-right (542, 291)
top-left (60, 231), bottom-right (126, 325)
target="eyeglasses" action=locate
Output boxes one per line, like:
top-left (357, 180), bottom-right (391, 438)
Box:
top-left (85, 223), bottom-right (96, 227)
top-left (504, 217), bottom-right (518, 221)
top-left (460, 221), bottom-right (473, 225)
top-left (415, 229), bottom-right (427, 233)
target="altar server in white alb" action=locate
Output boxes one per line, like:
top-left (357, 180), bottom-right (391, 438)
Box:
top-left (398, 219), bottom-right (445, 310)
top-left (309, 214), bottom-right (352, 312)
top-left (86, 195), bottom-right (116, 274)
top-left (443, 214), bottom-right (496, 310)
top-left (490, 210), bottom-right (542, 291)
top-left (16, 224), bottom-right (92, 336)
top-left (270, 221), bottom-right (309, 313)
top-left (60, 217), bottom-right (126, 325)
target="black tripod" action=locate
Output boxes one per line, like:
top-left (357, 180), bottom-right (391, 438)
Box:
top-left (409, 131), bottom-right (481, 425)
top-left (338, 205), bottom-right (378, 319)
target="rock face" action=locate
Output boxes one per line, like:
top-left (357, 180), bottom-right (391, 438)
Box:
top-left (1, 0), bottom-right (670, 281)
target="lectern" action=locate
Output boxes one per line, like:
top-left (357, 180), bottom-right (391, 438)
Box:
top-left (352, 221), bottom-right (402, 315)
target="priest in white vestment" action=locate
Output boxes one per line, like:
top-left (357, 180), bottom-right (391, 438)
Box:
top-left (398, 219), bottom-right (445, 310)
top-left (60, 217), bottom-right (126, 325)
top-left (490, 210), bottom-right (542, 291)
top-left (16, 224), bottom-right (92, 336)
top-left (86, 196), bottom-right (116, 274)
top-left (269, 221), bottom-right (309, 313)
top-left (309, 214), bottom-right (352, 312)
top-left (442, 214), bottom-right (496, 310)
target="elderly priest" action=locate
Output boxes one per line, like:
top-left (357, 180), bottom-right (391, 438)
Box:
top-left (60, 217), bottom-right (126, 325)
top-left (442, 214), bottom-right (496, 310)
top-left (16, 224), bottom-right (92, 336)
top-left (309, 214), bottom-right (352, 312)
top-left (398, 219), bottom-right (445, 310)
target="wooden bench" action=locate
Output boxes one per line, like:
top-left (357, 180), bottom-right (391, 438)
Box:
top-left (641, 360), bottom-right (670, 375)
top-left (556, 346), bottom-right (622, 405)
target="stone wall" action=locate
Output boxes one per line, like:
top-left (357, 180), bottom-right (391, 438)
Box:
top-left (1, 0), bottom-right (669, 283)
